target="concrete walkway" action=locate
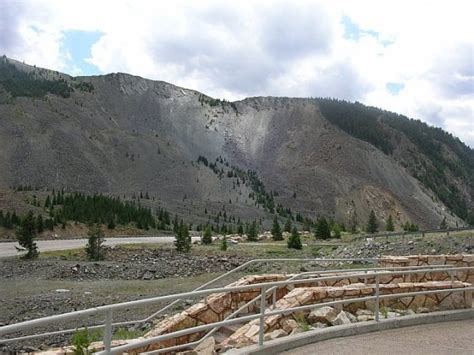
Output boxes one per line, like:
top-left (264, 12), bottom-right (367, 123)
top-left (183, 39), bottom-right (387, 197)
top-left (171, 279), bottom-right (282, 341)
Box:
top-left (283, 320), bottom-right (474, 355)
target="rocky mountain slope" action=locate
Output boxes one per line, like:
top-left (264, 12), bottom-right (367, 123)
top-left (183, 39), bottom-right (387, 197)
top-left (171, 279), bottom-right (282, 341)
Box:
top-left (0, 56), bottom-right (472, 229)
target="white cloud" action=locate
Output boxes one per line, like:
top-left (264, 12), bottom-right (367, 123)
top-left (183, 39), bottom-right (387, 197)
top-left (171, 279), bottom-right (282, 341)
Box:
top-left (0, 0), bottom-right (473, 146)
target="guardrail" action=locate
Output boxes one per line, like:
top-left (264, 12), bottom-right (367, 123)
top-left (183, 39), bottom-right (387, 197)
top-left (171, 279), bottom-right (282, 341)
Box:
top-left (359, 226), bottom-right (473, 240)
top-left (0, 263), bottom-right (472, 354)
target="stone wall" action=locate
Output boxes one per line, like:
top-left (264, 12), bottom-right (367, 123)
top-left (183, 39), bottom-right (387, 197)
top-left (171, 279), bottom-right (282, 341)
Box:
top-left (129, 274), bottom-right (290, 354)
top-left (378, 255), bottom-right (474, 284)
top-left (223, 280), bottom-right (472, 347)
top-left (122, 254), bottom-right (474, 353)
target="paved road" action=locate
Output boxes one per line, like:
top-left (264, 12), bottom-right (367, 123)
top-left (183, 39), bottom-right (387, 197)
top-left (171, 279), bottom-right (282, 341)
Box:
top-left (283, 320), bottom-right (474, 355)
top-left (0, 236), bottom-right (200, 258)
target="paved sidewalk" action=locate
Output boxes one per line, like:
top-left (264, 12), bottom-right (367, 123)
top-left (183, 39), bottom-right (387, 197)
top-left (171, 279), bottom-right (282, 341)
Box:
top-left (283, 320), bottom-right (474, 355)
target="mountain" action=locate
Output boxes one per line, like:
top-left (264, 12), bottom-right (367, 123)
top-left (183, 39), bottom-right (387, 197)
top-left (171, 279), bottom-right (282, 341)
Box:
top-left (0, 56), bottom-right (472, 230)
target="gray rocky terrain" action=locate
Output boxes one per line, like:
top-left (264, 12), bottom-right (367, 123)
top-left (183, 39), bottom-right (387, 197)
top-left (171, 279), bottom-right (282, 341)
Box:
top-left (0, 57), bottom-right (470, 229)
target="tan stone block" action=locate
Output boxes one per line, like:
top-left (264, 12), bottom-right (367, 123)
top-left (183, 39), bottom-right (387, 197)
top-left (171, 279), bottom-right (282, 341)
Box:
top-left (207, 292), bottom-right (232, 314)
top-left (427, 256), bottom-right (446, 265)
top-left (186, 302), bottom-right (208, 317)
top-left (244, 323), bottom-right (261, 338)
top-left (462, 255), bottom-right (474, 263)
top-left (327, 288), bottom-right (344, 298)
top-left (193, 307), bottom-right (218, 325)
top-left (446, 255), bottom-right (463, 261)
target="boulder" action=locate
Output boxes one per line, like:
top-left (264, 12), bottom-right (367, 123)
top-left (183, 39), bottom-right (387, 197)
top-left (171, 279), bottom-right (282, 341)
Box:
top-left (281, 319), bottom-right (298, 333)
top-left (345, 312), bottom-right (358, 323)
top-left (194, 336), bottom-right (216, 355)
top-left (263, 329), bottom-right (288, 341)
top-left (307, 306), bottom-right (338, 325)
top-left (331, 311), bottom-right (351, 326)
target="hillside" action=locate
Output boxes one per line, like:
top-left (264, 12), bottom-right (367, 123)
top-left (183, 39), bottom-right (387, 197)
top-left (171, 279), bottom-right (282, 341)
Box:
top-left (0, 56), bottom-right (472, 230)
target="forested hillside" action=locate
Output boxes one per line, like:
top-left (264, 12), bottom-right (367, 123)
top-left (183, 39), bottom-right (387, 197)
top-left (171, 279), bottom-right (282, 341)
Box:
top-left (318, 98), bottom-right (474, 223)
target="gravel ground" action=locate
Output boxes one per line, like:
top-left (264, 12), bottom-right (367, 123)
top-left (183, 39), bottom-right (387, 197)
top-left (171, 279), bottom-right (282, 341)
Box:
top-left (0, 233), bottom-right (473, 353)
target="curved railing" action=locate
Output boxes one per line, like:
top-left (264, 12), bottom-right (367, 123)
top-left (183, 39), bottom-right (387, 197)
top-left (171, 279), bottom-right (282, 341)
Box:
top-left (0, 262), bottom-right (471, 354)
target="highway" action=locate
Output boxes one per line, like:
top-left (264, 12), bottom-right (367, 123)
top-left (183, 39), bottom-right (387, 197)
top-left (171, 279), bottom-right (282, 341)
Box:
top-left (0, 236), bottom-right (200, 258)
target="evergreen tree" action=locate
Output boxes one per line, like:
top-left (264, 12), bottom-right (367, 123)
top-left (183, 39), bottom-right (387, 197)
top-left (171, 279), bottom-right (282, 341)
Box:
top-left (386, 215), bottom-right (394, 232)
top-left (107, 218), bottom-right (115, 230)
top-left (247, 220), bottom-right (258, 241)
top-left (44, 195), bottom-right (51, 208)
top-left (271, 216), bottom-right (283, 241)
top-left (237, 224), bottom-right (244, 235)
top-left (175, 221), bottom-right (191, 252)
top-left (439, 217), bottom-right (447, 230)
top-left (202, 225), bottom-right (213, 245)
top-left (287, 226), bottom-right (302, 249)
top-left (332, 223), bottom-right (342, 238)
top-left (85, 224), bottom-right (105, 261)
top-left (284, 218), bottom-right (292, 233)
top-left (315, 217), bottom-right (331, 239)
top-left (3, 211), bottom-right (13, 229)
top-left (366, 210), bottom-right (378, 234)
top-left (220, 235), bottom-right (228, 251)
top-left (16, 211), bottom-right (38, 259)
top-left (36, 214), bottom-right (44, 233)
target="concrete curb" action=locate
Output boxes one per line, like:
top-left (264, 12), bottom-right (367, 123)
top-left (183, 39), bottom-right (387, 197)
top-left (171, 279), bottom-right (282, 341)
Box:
top-left (226, 308), bottom-right (474, 354)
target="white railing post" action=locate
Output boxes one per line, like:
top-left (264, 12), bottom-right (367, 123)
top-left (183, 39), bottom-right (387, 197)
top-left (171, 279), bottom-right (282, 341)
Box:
top-left (272, 288), bottom-right (277, 309)
top-left (104, 310), bottom-right (113, 354)
top-left (258, 285), bottom-right (267, 347)
top-left (375, 273), bottom-right (380, 322)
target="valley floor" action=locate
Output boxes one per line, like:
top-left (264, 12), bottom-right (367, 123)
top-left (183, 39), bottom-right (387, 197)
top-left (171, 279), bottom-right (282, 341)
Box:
top-left (0, 231), bottom-right (473, 352)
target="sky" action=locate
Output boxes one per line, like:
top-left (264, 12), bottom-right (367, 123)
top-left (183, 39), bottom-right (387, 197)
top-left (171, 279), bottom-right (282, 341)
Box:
top-left (1, 0), bottom-right (473, 147)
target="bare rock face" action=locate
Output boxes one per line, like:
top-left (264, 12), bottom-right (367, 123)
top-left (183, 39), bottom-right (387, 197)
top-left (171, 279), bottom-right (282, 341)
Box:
top-left (0, 57), bottom-right (468, 228)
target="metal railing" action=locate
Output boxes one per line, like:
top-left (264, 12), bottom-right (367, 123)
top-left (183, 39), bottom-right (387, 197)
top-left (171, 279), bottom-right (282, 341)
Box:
top-left (0, 263), bottom-right (472, 354)
top-left (0, 258), bottom-right (377, 344)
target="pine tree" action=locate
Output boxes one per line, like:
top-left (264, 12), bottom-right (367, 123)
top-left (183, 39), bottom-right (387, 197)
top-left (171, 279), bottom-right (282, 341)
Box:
top-left (386, 215), bottom-right (394, 232)
top-left (202, 225), bottom-right (212, 245)
top-left (85, 224), bottom-right (105, 261)
top-left (284, 218), bottom-right (292, 233)
top-left (271, 216), bottom-right (283, 241)
top-left (36, 214), bottom-right (44, 233)
top-left (247, 220), bottom-right (258, 241)
top-left (175, 221), bottom-right (191, 252)
top-left (287, 227), bottom-right (302, 249)
top-left (220, 235), bottom-right (228, 251)
top-left (315, 217), bottom-right (331, 239)
top-left (367, 210), bottom-right (378, 234)
top-left (332, 223), bottom-right (342, 238)
top-left (107, 218), bottom-right (115, 230)
top-left (237, 224), bottom-right (244, 235)
top-left (16, 211), bottom-right (38, 259)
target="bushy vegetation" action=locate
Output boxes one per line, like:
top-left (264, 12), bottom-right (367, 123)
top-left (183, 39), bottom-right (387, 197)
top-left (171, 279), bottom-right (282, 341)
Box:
top-left (287, 227), bottom-right (302, 249)
top-left (317, 98), bottom-right (474, 222)
top-left (16, 211), bottom-right (39, 259)
top-left (85, 224), bottom-right (105, 261)
top-left (175, 220), bottom-right (191, 252)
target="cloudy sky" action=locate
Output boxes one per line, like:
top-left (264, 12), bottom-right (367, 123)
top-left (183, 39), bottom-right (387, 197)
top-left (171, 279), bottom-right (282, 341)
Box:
top-left (1, 0), bottom-right (473, 146)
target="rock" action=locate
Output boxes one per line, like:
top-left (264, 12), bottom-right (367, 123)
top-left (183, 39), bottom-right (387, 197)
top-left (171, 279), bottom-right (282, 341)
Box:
top-left (263, 329), bottom-right (287, 341)
top-left (307, 306), bottom-right (338, 325)
top-left (281, 319), bottom-right (298, 333)
top-left (194, 336), bottom-right (215, 355)
top-left (345, 312), bottom-right (358, 323)
top-left (311, 322), bottom-right (328, 328)
top-left (357, 315), bottom-right (374, 322)
top-left (55, 289), bottom-right (70, 293)
top-left (290, 327), bottom-right (304, 335)
top-left (356, 309), bottom-right (374, 316)
top-left (142, 271), bottom-right (154, 280)
top-left (331, 311), bottom-right (351, 326)
top-left (416, 307), bottom-right (430, 314)
top-left (385, 311), bottom-right (401, 319)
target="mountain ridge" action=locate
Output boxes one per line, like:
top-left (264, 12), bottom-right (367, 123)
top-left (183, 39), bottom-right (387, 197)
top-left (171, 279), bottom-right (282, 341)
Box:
top-left (0, 56), bottom-right (472, 230)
